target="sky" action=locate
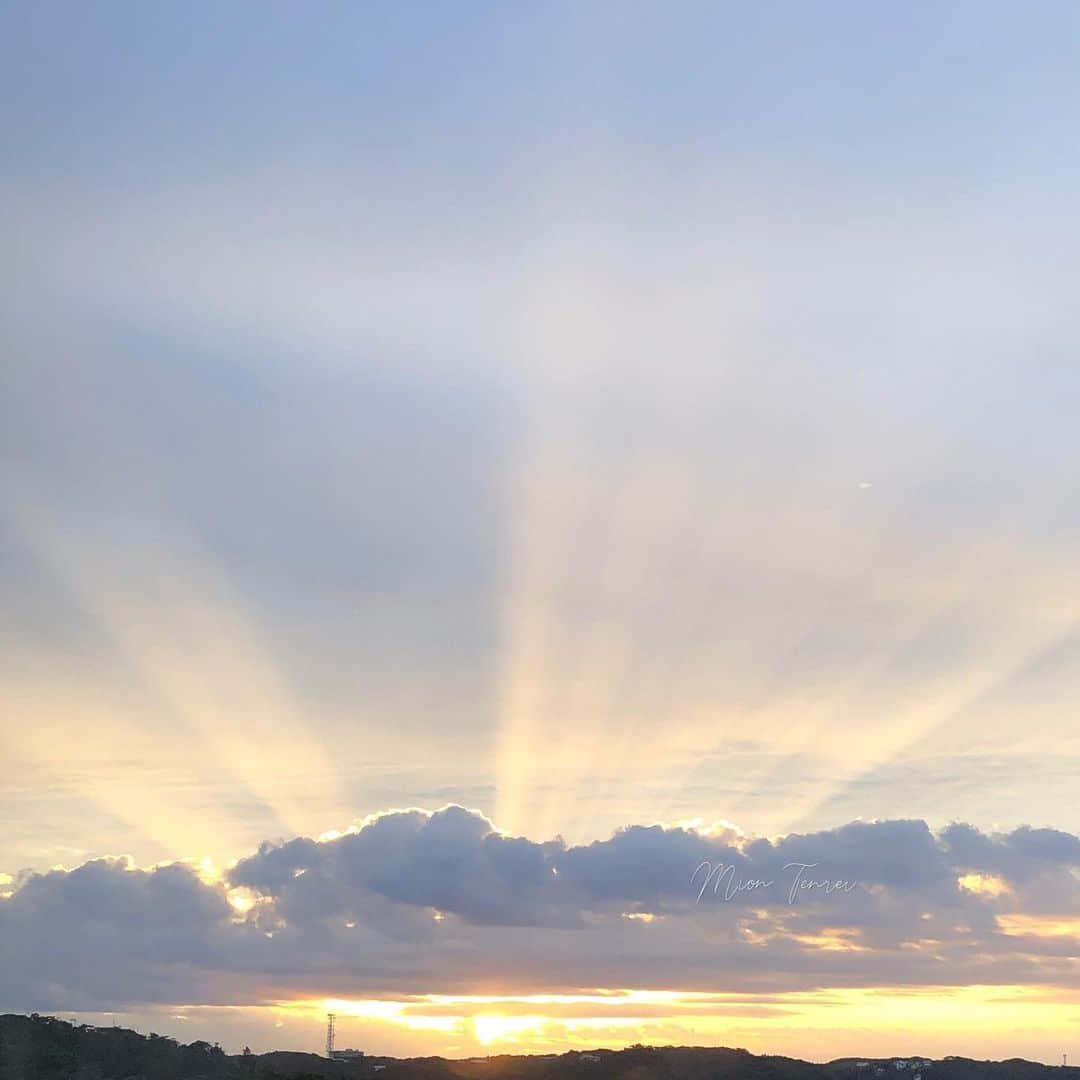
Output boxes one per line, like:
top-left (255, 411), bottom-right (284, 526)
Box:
top-left (2, 0), bottom-right (1080, 1063)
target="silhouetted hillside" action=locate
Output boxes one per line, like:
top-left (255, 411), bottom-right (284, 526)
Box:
top-left (2, 1014), bottom-right (1077, 1080)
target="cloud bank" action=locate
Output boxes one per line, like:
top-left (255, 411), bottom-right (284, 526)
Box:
top-left (2, 807), bottom-right (1078, 1013)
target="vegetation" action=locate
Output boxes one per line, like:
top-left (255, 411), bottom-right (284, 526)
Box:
top-left (2, 1014), bottom-right (1076, 1080)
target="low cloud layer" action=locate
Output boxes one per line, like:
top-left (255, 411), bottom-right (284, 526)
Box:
top-left (2, 807), bottom-right (1078, 1012)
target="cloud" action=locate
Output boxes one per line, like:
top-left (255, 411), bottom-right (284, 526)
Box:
top-left (231, 807), bottom-right (573, 929)
top-left (0, 857), bottom-right (233, 1009)
top-left (2, 807), bottom-right (1079, 1012)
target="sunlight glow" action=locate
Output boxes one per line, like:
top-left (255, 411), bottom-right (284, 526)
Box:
top-left (957, 873), bottom-right (1012, 898)
top-left (996, 913), bottom-right (1080, 938)
top-left (290, 984), bottom-right (1080, 1059)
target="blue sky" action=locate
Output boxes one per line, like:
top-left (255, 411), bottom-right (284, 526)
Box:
top-left (3, 1), bottom-right (1080, 1060)
top-left (7, 3), bottom-right (1080, 180)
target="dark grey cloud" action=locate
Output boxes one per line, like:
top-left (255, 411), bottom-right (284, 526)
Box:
top-left (2, 807), bottom-right (1079, 1012)
top-left (0, 858), bottom-right (233, 1009)
top-left (231, 806), bottom-right (571, 928)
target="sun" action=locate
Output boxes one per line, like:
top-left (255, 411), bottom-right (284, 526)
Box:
top-left (471, 1014), bottom-right (551, 1047)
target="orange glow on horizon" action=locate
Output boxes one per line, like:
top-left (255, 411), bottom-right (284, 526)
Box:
top-left (261, 984), bottom-right (1080, 1061)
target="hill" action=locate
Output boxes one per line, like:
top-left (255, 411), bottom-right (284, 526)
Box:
top-left (1, 1014), bottom-right (1076, 1080)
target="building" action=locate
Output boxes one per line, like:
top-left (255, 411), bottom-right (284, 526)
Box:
top-left (329, 1048), bottom-right (365, 1061)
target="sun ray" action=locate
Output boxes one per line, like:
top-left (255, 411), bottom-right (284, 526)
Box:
top-left (4, 480), bottom-right (350, 853)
